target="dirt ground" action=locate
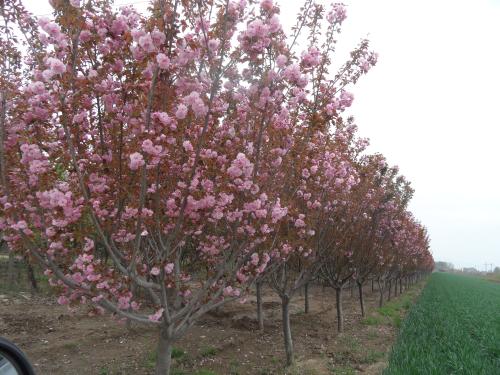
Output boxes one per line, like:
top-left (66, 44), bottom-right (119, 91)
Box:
top-left (0, 282), bottom-right (424, 375)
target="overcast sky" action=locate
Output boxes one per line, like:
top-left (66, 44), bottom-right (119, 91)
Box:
top-left (24, 0), bottom-right (500, 270)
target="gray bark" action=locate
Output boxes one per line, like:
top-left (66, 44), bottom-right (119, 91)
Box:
top-left (377, 279), bottom-right (384, 307)
top-left (256, 281), bottom-right (264, 331)
top-left (357, 281), bottom-right (365, 317)
top-left (155, 328), bottom-right (173, 375)
top-left (26, 261), bottom-right (38, 293)
top-left (7, 252), bottom-right (16, 289)
top-left (304, 283), bottom-right (309, 314)
top-left (335, 287), bottom-right (344, 332)
top-left (281, 296), bottom-right (294, 366)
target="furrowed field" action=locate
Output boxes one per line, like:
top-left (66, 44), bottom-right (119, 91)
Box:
top-left (385, 273), bottom-right (500, 374)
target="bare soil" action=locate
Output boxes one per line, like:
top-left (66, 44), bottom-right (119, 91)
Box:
top-left (0, 282), bottom-right (424, 375)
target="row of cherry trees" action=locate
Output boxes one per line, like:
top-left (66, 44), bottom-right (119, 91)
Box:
top-left (0, 0), bottom-right (433, 373)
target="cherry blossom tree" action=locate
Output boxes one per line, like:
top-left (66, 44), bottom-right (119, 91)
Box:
top-left (0, 0), bottom-right (433, 373)
top-left (0, 0), bottom-right (377, 372)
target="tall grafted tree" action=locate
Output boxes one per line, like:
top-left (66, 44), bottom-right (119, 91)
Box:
top-left (0, 0), bottom-right (379, 373)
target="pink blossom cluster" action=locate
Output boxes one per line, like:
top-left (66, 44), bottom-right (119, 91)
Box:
top-left (19, 143), bottom-right (49, 184)
top-left (227, 153), bottom-right (254, 179)
top-left (327, 3), bottom-right (348, 25)
top-left (183, 92), bottom-right (208, 118)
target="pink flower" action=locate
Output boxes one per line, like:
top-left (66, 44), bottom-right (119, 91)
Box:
top-left (150, 267), bottom-right (160, 276)
top-left (175, 104), bottom-right (188, 119)
top-left (156, 112), bottom-right (172, 125)
top-left (118, 296), bottom-right (131, 309)
top-left (111, 17), bottom-right (128, 35)
top-left (46, 57), bottom-right (66, 75)
top-left (268, 15), bottom-right (281, 33)
top-left (58, 295), bottom-right (69, 305)
top-left (69, 0), bottom-right (80, 7)
top-left (207, 39), bottom-right (220, 52)
top-left (156, 53), bottom-right (170, 69)
top-left (283, 64), bottom-right (301, 82)
top-left (142, 139), bottom-right (162, 156)
top-left (129, 152), bottom-right (145, 170)
top-left (148, 308), bottom-right (164, 322)
top-left (227, 153), bottom-right (253, 179)
top-left (164, 263), bottom-right (174, 274)
top-left (301, 47), bottom-right (321, 68)
top-left (250, 253), bottom-right (259, 266)
top-left (260, 0), bottom-right (273, 10)
top-left (327, 4), bottom-right (347, 24)
top-left (294, 218), bottom-right (306, 228)
top-left (83, 238), bottom-right (94, 252)
top-left (183, 92), bottom-right (207, 118)
top-left (151, 30), bottom-right (166, 46)
top-left (183, 140), bottom-right (194, 152)
top-left (80, 30), bottom-right (92, 42)
top-left (340, 91), bottom-right (354, 107)
top-left (276, 54), bottom-right (287, 68)
top-left (271, 200), bottom-right (288, 223)
top-left (131, 29), bottom-right (146, 41)
top-left (138, 34), bottom-right (155, 53)
top-left (223, 286), bottom-right (234, 296)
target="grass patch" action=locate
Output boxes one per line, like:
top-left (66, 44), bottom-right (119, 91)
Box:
top-left (145, 351), bottom-right (156, 369)
top-left (194, 370), bottom-right (218, 375)
top-left (229, 359), bottom-right (241, 375)
top-left (200, 345), bottom-right (218, 358)
top-left (385, 273), bottom-right (500, 374)
top-left (171, 347), bottom-right (186, 360)
top-left (337, 336), bottom-right (360, 351)
top-left (360, 349), bottom-right (385, 364)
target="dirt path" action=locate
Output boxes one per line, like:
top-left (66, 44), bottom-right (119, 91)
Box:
top-left (0, 282), bottom-right (424, 374)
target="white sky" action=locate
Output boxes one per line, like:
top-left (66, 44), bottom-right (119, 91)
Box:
top-left (24, 0), bottom-right (500, 270)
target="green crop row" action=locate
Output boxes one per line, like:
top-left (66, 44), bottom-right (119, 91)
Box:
top-left (384, 272), bottom-right (500, 374)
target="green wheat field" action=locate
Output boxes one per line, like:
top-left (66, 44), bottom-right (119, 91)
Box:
top-left (385, 272), bottom-right (500, 374)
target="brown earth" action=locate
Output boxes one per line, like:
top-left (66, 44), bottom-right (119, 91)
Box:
top-left (0, 282), bottom-right (425, 375)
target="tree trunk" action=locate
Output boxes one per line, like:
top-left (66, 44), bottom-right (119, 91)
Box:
top-left (350, 281), bottom-right (354, 298)
top-left (393, 278), bottom-right (398, 297)
top-left (335, 287), bottom-right (344, 332)
top-left (357, 281), bottom-right (365, 317)
top-left (26, 261), bottom-right (38, 293)
top-left (377, 280), bottom-right (384, 307)
top-left (7, 252), bottom-right (16, 289)
top-left (256, 281), bottom-right (264, 331)
top-left (399, 278), bottom-right (403, 294)
top-left (387, 280), bottom-right (392, 301)
top-left (126, 284), bottom-right (137, 331)
top-left (281, 295), bottom-right (294, 366)
top-left (304, 283), bottom-right (309, 314)
top-left (371, 279), bottom-right (374, 292)
top-left (155, 329), bottom-right (173, 375)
